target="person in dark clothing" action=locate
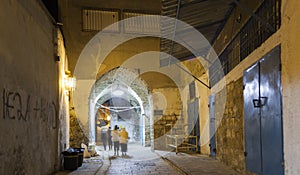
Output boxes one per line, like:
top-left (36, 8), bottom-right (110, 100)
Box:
top-left (101, 127), bottom-right (107, 150)
top-left (111, 125), bottom-right (120, 156)
top-left (107, 126), bottom-right (112, 150)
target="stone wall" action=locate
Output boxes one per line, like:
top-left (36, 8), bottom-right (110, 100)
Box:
top-left (281, 0), bottom-right (300, 173)
top-left (154, 114), bottom-right (183, 150)
top-left (69, 112), bottom-right (89, 147)
top-left (0, 0), bottom-right (66, 174)
top-left (152, 88), bottom-right (182, 150)
top-left (215, 78), bottom-right (245, 172)
top-left (57, 28), bottom-right (71, 156)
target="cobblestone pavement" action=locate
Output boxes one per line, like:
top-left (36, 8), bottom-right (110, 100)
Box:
top-left (104, 144), bottom-right (180, 175)
top-left (106, 156), bottom-right (180, 175)
top-left (158, 151), bottom-right (242, 175)
top-left (56, 143), bottom-right (242, 175)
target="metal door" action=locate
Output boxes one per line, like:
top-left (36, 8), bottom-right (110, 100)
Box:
top-left (209, 94), bottom-right (216, 157)
top-left (188, 98), bottom-right (200, 152)
top-left (188, 101), bottom-right (195, 134)
top-left (244, 62), bottom-right (262, 174)
top-left (260, 47), bottom-right (283, 175)
top-left (244, 46), bottom-right (283, 175)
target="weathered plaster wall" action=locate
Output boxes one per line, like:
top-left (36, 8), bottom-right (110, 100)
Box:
top-left (57, 29), bottom-right (71, 160)
top-left (281, 0), bottom-right (300, 174)
top-left (0, 0), bottom-right (65, 174)
top-left (211, 0), bottom-right (300, 174)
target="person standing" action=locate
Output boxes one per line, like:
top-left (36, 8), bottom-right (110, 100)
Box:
top-left (120, 127), bottom-right (129, 156)
top-left (111, 125), bottom-right (120, 156)
top-left (101, 126), bottom-right (107, 151)
top-left (107, 126), bottom-right (112, 150)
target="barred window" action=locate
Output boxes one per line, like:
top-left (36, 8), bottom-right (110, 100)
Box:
top-left (82, 9), bottom-right (119, 32)
top-left (209, 0), bottom-right (281, 87)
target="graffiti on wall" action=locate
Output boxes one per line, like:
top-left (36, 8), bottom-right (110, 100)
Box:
top-left (2, 88), bottom-right (58, 129)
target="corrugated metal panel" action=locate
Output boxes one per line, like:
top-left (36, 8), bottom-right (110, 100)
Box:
top-left (160, 0), bottom-right (235, 66)
top-left (82, 9), bottom-right (119, 32)
top-left (123, 12), bottom-right (160, 34)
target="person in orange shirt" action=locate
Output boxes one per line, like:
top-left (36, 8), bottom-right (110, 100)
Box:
top-left (119, 127), bottom-right (129, 156)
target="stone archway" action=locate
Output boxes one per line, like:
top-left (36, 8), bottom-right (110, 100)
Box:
top-left (89, 67), bottom-right (152, 146)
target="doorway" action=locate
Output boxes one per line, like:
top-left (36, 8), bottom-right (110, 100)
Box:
top-left (209, 94), bottom-right (216, 157)
top-left (188, 98), bottom-right (200, 153)
top-left (243, 46), bottom-right (284, 175)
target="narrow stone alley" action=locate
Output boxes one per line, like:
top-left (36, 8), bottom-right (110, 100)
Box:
top-left (2, 0), bottom-right (300, 175)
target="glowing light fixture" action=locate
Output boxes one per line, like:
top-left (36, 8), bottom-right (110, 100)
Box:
top-left (65, 77), bottom-right (76, 91)
top-left (112, 89), bottom-right (124, 96)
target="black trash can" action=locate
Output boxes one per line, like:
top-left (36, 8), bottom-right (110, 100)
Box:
top-left (74, 148), bottom-right (85, 167)
top-left (62, 151), bottom-right (78, 170)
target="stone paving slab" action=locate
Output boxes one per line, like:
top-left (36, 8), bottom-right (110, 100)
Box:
top-left (104, 144), bottom-right (180, 175)
top-left (159, 151), bottom-right (242, 175)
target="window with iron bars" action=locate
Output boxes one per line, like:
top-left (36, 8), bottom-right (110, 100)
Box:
top-left (209, 0), bottom-right (281, 87)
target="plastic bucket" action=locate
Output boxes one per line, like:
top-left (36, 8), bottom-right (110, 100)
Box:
top-left (74, 148), bottom-right (85, 167)
top-left (62, 151), bottom-right (78, 170)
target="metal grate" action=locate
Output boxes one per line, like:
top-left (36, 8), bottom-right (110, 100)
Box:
top-left (82, 9), bottom-right (119, 32)
top-left (209, 0), bottom-right (281, 87)
top-left (154, 110), bottom-right (164, 116)
top-left (123, 11), bottom-right (160, 34)
top-left (189, 81), bottom-right (196, 100)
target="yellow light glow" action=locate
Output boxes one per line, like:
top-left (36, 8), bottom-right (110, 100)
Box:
top-left (65, 77), bottom-right (76, 91)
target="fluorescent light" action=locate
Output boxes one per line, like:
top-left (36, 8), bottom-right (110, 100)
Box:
top-left (112, 89), bottom-right (124, 96)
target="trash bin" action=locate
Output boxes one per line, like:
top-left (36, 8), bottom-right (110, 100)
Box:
top-left (62, 150), bottom-right (78, 170)
top-left (74, 148), bottom-right (85, 167)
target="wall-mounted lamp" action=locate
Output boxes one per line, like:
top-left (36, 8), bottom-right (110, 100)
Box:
top-left (65, 77), bottom-right (76, 91)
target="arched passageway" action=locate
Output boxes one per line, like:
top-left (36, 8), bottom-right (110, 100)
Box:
top-left (89, 67), bottom-right (152, 147)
